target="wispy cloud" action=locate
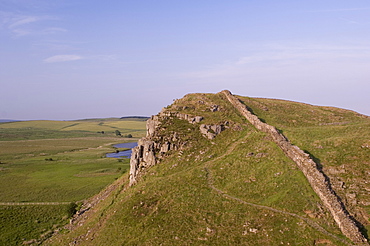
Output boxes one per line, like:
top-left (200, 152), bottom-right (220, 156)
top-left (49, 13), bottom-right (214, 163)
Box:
top-left (183, 42), bottom-right (370, 81)
top-left (43, 55), bottom-right (83, 63)
top-left (8, 16), bottom-right (40, 28)
top-left (41, 27), bottom-right (67, 34)
top-left (0, 11), bottom-right (62, 36)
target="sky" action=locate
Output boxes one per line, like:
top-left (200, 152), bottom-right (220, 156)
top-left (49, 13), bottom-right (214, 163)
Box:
top-left (1, 0), bottom-right (370, 120)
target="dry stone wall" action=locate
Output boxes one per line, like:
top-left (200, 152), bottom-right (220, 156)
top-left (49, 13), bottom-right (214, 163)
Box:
top-left (221, 90), bottom-right (367, 245)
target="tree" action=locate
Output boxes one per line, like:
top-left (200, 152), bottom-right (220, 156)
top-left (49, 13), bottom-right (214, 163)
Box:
top-left (115, 130), bottom-right (121, 136)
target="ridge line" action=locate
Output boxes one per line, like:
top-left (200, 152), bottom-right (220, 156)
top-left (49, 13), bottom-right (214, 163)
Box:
top-left (220, 90), bottom-right (368, 245)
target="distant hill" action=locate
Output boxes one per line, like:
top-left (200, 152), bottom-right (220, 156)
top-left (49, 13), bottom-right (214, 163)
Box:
top-left (120, 116), bottom-right (150, 121)
top-left (0, 119), bottom-right (19, 123)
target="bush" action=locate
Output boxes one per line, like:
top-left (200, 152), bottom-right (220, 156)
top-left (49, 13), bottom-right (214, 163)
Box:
top-left (66, 202), bottom-right (78, 218)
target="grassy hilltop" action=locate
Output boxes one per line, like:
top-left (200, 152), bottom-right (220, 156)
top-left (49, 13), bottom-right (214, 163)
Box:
top-left (0, 118), bottom-right (146, 245)
top-left (45, 93), bottom-right (369, 245)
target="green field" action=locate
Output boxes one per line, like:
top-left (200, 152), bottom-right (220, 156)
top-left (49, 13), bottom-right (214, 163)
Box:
top-left (0, 118), bottom-right (147, 141)
top-left (0, 118), bottom-right (146, 245)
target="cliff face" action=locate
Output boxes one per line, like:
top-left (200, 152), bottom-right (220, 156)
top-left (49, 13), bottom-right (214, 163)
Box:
top-left (129, 116), bottom-right (159, 186)
top-left (129, 107), bottom-right (225, 186)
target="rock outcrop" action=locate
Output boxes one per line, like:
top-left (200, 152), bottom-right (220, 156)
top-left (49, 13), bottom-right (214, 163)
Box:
top-left (221, 90), bottom-right (367, 245)
top-left (199, 124), bottom-right (225, 139)
top-left (129, 138), bottom-right (156, 186)
top-left (130, 110), bottom-right (207, 186)
top-left (159, 110), bottom-right (203, 124)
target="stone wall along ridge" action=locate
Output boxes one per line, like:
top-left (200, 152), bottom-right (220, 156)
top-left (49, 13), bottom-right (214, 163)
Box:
top-left (221, 90), bottom-right (367, 245)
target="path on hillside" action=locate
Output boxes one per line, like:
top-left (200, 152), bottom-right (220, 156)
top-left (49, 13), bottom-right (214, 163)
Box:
top-left (0, 202), bottom-right (71, 206)
top-left (221, 90), bottom-right (368, 244)
top-left (203, 134), bottom-right (352, 246)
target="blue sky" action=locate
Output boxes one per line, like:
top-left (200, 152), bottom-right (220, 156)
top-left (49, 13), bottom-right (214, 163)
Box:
top-left (1, 0), bottom-right (370, 120)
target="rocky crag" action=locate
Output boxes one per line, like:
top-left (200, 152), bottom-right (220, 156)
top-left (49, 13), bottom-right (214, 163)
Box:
top-left (129, 108), bottom-right (226, 186)
top-left (130, 90), bottom-right (368, 245)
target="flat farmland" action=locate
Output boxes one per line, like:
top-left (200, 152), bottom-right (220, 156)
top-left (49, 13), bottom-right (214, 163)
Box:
top-left (0, 118), bottom-right (146, 245)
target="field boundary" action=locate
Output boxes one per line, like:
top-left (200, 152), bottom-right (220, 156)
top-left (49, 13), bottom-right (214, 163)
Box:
top-left (221, 90), bottom-right (368, 244)
top-left (0, 202), bottom-right (71, 206)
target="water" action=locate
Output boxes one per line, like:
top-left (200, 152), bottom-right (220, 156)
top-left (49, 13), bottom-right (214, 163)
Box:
top-left (106, 142), bottom-right (138, 158)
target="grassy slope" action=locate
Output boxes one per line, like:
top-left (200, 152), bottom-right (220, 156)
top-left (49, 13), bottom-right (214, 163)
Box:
top-left (47, 93), bottom-right (356, 245)
top-left (0, 118), bottom-right (146, 245)
top-left (0, 205), bottom-right (72, 246)
top-left (237, 96), bottom-right (370, 235)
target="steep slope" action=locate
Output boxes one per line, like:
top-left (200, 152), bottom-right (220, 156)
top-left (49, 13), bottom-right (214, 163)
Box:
top-left (45, 91), bottom-right (369, 245)
top-left (237, 95), bottom-right (370, 240)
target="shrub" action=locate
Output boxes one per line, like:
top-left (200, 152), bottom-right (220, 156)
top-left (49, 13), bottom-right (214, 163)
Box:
top-left (66, 202), bottom-right (78, 218)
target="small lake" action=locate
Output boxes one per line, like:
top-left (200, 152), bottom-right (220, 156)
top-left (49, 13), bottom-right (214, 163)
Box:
top-left (106, 142), bottom-right (138, 158)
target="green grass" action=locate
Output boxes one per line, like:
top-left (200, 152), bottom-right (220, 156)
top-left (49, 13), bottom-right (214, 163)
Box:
top-left (0, 204), bottom-right (72, 246)
top-left (0, 118), bottom-right (146, 245)
top-left (0, 118), bottom-right (147, 141)
top-left (47, 93), bottom-right (351, 245)
top-left (0, 147), bottom-right (129, 202)
top-left (0, 137), bottom-right (132, 159)
top-left (237, 96), bottom-right (370, 235)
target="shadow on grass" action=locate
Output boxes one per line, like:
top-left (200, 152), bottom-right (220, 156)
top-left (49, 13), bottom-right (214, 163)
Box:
top-left (303, 149), bottom-right (369, 241)
top-left (239, 99), bottom-right (267, 123)
top-left (238, 96), bottom-right (369, 242)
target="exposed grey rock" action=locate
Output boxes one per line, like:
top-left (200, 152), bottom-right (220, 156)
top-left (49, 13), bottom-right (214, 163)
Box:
top-left (160, 141), bottom-right (171, 153)
top-left (194, 116), bottom-right (204, 123)
top-left (210, 105), bottom-right (219, 112)
top-left (129, 138), bottom-right (156, 186)
top-left (159, 111), bottom-right (203, 124)
top-left (146, 116), bottom-right (160, 137)
top-left (200, 124), bottom-right (225, 139)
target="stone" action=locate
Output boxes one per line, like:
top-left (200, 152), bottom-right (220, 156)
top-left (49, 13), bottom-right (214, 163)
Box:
top-left (210, 105), bottom-right (219, 112)
top-left (222, 90), bottom-right (367, 244)
top-left (129, 138), bottom-right (156, 186)
top-left (146, 116), bottom-right (160, 137)
top-left (199, 124), bottom-right (225, 139)
top-left (160, 141), bottom-right (171, 153)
